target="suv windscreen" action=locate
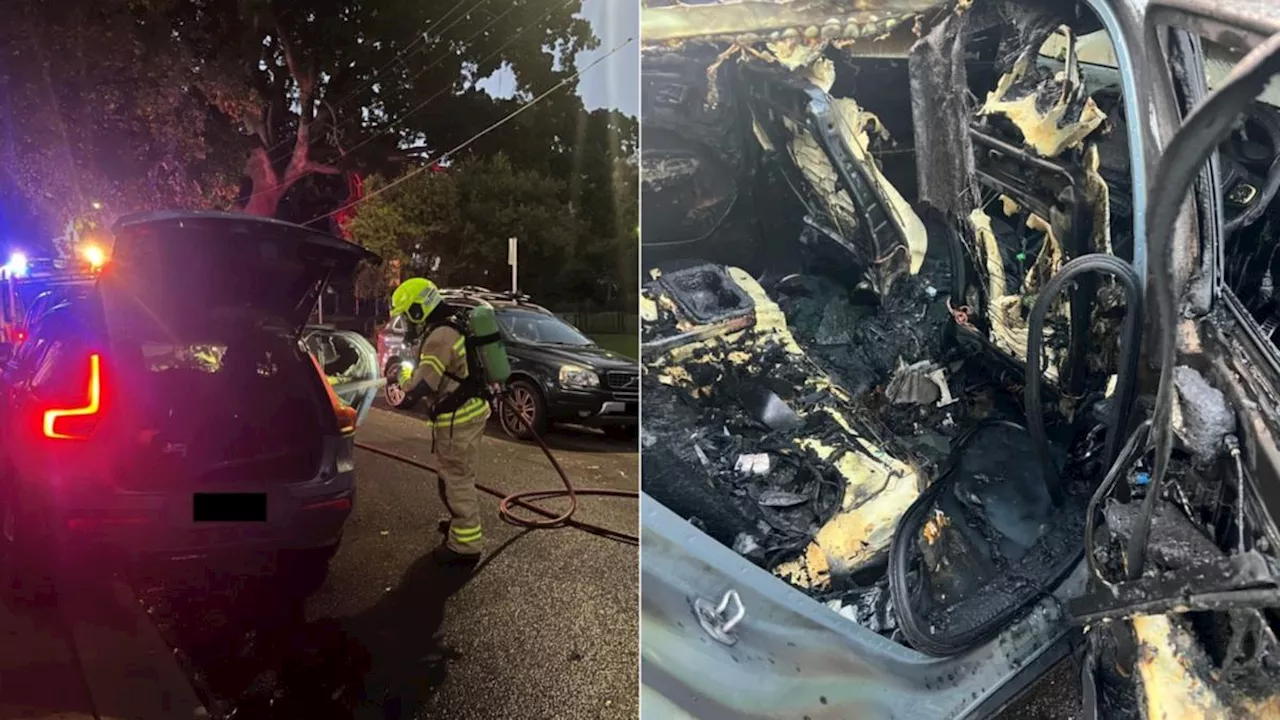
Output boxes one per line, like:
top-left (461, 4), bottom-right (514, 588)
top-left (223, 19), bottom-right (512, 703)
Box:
top-left (496, 308), bottom-right (593, 346)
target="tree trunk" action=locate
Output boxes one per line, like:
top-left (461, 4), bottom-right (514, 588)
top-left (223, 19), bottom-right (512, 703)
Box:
top-left (239, 37), bottom-right (339, 220)
top-left (241, 147), bottom-right (288, 217)
top-left (241, 143), bottom-right (337, 218)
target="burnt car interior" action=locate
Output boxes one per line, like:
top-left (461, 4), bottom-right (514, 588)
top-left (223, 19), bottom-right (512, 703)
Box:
top-left (1215, 50), bottom-right (1280, 347)
top-left (641, 1), bottom-right (1280, 715)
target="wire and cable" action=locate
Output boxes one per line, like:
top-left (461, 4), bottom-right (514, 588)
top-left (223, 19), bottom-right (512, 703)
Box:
top-left (1083, 419), bottom-right (1151, 583)
top-left (1024, 253), bottom-right (1144, 507)
top-left (303, 36), bottom-right (635, 227)
top-left (1126, 31), bottom-right (1280, 580)
top-left (355, 391), bottom-right (638, 545)
top-left (1229, 434), bottom-right (1246, 554)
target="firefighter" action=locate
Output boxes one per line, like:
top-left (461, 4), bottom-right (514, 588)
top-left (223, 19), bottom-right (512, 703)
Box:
top-left (390, 277), bottom-right (491, 565)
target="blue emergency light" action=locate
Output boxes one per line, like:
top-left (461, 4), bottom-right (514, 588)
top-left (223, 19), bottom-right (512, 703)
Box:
top-left (3, 252), bottom-right (28, 277)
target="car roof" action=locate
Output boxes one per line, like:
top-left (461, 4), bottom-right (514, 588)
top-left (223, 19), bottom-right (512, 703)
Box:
top-left (438, 287), bottom-right (553, 315)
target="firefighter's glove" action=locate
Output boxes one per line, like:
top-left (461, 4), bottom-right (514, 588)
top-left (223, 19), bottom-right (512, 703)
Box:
top-left (405, 383), bottom-right (431, 405)
top-left (397, 362), bottom-right (413, 388)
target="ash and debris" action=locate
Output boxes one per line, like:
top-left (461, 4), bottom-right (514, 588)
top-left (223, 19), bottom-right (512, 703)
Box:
top-left (885, 359), bottom-right (958, 407)
top-left (1172, 365), bottom-right (1237, 467)
top-left (642, 334), bottom-right (851, 568)
top-left (640, 287), bottom-right (680, 346)
top-left (822, 582), bottom-right (899, 637)
top-left (1187, 608), bottom-right (1280, 701)
top-left (772, 272), bottom-right (948, 398)
top-left (641, 371), bottom-right (771, 546)
top-left (642, 257), bottom-right (1082, 647)
top-left (1091, 623), bottom-right (1144, 720)
top-left (1101, 500), bottom-right (1224, 572)
top-left (769, 269), bottom-right (1011, 472)
top-left (1084, 280), bottom-right (1129, 375)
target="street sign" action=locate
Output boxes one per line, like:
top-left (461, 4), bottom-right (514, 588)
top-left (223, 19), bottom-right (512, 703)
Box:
top-left (508, 237), bottom-right (518, 293)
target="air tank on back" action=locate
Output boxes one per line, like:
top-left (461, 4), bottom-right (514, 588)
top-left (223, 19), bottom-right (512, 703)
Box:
top-left (468, 302), bottom-right (511, 384)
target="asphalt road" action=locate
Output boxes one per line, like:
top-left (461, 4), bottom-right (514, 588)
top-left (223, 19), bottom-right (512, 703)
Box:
top-left (995, 657), bottom-right (1083, 719)
top-left (0, 602), bottom-right (95, 718)
top-left (135, 403), bottom-right (640, 719)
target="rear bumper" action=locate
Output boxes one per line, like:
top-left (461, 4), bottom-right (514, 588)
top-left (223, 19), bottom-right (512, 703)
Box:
top-left (50, 495), bottom-right (351, 564)
top-left (37, 443), bottom-right (356, 565)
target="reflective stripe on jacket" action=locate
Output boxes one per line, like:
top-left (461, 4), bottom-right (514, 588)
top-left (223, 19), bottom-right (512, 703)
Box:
top-left (404, 324), bottom-right (491, 427)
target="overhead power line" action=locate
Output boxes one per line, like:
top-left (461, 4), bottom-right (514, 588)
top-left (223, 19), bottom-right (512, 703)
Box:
top-left (305, 36), bottom-right (635, 228)
top-left (331, 0), bottom-right (579, 165)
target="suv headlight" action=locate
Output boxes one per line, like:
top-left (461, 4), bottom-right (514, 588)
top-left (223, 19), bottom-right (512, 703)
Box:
top-left (559, 365), bottom-right (600, 389)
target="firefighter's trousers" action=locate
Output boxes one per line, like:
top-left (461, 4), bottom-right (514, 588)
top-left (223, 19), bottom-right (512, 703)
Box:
top-left (429, 413), bottom-right (489, 555)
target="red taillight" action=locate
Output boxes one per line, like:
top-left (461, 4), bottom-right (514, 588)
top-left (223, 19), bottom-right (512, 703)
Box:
top-left (308, 353), bottom-right (358, 434)
top-left (42, 352), bottom-right (103, 440)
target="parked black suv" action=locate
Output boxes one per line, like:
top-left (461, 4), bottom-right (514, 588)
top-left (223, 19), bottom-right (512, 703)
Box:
top-left (377, 288), bottom-right (638, 440)
top-left (0, 211), bottom-right (378, 602)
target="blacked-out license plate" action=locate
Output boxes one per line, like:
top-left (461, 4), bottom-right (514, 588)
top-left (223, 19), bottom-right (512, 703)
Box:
top-left (193, 493), bottom-right (268, 523)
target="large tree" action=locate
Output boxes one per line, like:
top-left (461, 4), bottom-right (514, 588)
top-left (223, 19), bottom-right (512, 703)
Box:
top-left (0, 0), bottom-right (597, 238)
top-left (163, 0), bottom-right (596, 220)
top-left (349, 103), bottom-right (639, 311)
top-left (559, 109), bottom-right (639, 309)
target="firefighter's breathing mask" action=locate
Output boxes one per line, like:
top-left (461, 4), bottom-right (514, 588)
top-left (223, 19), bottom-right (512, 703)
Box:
top-left (404, 307), bottom-right (426, 345)
top-left (406, 301), bottom-right (428, 325)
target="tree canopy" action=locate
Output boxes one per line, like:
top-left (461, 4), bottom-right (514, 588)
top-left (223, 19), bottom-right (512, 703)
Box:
top-left (0, 0), bottom-right (597, 226)
top-left (0, 0), bottom-right (636, 311)
top-left (350, 137), bottom-right (636, 310)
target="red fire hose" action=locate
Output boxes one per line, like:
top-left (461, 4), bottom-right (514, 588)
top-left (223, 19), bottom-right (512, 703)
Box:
top-left (354, 393), bottom-right (638, 544)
